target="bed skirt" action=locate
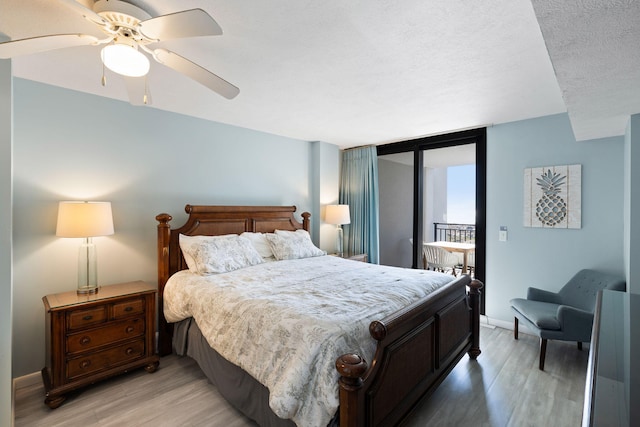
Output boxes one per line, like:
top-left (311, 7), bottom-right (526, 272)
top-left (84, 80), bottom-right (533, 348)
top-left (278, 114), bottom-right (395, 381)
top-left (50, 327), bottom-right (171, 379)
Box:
top-left (173, 318), bottom-right (338, 427)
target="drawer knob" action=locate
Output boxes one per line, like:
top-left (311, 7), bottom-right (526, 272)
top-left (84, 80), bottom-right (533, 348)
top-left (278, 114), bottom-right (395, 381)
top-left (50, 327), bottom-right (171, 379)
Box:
top-left (80, 336), bottom-right (91, 345)
top-left (80, 360), bottom-right (91, 369)
top-left (125, 326), bottom-right (135, 333)
top-left (126, 347), bottom-right (134, 355)
top-left (82, 315), bottom-right (93, 321)
top-left (124, 307), bottom-right (133, 312)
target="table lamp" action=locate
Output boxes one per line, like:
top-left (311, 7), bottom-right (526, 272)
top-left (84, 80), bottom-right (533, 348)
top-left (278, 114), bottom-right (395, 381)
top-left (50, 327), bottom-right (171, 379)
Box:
top-left (325, 204), bottom-right (350, 257)
top-left (56, 201), bottom-right (114, 295)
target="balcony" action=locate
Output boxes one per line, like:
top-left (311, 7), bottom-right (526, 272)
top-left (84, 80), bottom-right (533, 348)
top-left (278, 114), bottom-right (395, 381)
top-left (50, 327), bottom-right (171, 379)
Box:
top-left (433, 222), bottom-right (475, 243)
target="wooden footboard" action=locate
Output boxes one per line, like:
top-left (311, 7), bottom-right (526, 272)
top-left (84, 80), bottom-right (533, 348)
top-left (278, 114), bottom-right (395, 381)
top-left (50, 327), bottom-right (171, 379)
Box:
top-left (336, 275), bottom-right (482, 427)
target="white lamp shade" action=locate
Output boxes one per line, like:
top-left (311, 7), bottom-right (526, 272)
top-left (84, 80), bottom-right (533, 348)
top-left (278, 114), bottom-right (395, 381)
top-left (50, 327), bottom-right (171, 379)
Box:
top-left (101, 44), bottom-right (150, 77)
top-left (325, 204), bottom-right (351, 225)
top-left (56, 201), bottom-right (114, 238)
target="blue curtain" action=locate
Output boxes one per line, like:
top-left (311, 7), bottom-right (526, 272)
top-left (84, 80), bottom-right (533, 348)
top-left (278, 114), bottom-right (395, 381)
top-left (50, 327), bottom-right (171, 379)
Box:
top-left (339, 146), bottom-right (380, 264)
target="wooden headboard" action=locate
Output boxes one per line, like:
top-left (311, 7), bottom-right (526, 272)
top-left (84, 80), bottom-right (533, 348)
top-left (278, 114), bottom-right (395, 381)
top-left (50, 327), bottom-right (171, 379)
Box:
top-left (155, 205), bottom-right (310, 355)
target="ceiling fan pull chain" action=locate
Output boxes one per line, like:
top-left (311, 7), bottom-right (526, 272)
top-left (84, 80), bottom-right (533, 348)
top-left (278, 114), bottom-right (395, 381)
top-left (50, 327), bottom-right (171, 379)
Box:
top-left (143, 76), bottom-right (149, 104)
top-left (101, 62), bottom-right (106, 87)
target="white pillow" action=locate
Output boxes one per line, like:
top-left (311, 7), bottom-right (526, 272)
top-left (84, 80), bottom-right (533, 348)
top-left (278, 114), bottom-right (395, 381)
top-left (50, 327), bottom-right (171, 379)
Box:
top-left (240, 232), bottom-right (275, 259)
top-left (266, 229), bottom-right (326, 260)
top-left (179, 234), bottom-right (264, 275)
top-left (178, 234), bottom-right (235, 272)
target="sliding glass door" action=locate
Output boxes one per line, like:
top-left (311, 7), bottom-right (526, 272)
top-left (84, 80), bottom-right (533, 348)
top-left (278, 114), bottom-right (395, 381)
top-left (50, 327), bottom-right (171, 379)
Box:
top-left (377, 128), bottom-right (486, 312)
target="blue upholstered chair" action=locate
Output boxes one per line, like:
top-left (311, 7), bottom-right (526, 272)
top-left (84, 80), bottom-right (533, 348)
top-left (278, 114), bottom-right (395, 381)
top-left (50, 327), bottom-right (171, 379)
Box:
top-left (510, 269), bottom-right (625, 370)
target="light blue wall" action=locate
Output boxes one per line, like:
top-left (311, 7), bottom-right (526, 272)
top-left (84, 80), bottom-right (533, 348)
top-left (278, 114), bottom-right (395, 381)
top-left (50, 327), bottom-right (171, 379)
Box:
top-left (0, 59), bottom-right (13, 427)
top-left (624, 114), bottom-right (640, 294)
top-left (11, 79), bottom-right (337, 377)
top-left (486, 113), bottom-right (625, 323)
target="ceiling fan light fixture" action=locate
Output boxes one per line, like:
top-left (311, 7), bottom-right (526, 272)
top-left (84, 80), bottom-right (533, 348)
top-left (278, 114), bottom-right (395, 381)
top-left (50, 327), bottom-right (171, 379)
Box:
top-left (101, 43), bottom-right (150, 77)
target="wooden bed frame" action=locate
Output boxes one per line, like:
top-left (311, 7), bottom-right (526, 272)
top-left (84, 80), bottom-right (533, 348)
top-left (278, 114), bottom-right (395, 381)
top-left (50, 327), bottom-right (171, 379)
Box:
top-left (156, 205), bottom-right (482, 427)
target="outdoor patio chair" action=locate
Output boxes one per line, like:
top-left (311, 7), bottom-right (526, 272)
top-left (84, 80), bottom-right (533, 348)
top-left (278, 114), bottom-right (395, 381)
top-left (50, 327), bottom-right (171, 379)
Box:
top-left (422, 245), bottom-right (459, 276)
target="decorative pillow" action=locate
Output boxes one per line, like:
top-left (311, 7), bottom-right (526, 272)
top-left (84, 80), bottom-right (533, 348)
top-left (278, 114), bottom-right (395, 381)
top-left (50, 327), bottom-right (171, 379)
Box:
top-left (179, 234), bottom-right (235, 272)
top-left (266, 229), bottom-right (326, 260)
top-left (179, 234), bottom-right (264, 275)
top-left (240, 232), bottom-right (275, 259)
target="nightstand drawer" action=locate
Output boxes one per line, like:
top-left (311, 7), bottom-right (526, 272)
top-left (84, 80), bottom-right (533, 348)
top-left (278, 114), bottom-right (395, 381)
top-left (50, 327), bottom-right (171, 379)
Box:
top-left (66, 339), bottom-right (146, 380)
top-left (67, 318), bottom-right (145, 354)
top-left (67, 306), bottom-right (107, 330)
top-left (113, 298), bottom-right (144, 319)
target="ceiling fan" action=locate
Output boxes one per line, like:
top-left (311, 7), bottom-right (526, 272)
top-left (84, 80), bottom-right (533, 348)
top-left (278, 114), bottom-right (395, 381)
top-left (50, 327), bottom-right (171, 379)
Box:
top-left (0, 0), bottom-right (239, 104)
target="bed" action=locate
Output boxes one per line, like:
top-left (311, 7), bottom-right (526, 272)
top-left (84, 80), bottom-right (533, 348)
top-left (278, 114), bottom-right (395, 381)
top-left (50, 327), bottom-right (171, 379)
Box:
top-left (156, 205), bottom-right (482, 427)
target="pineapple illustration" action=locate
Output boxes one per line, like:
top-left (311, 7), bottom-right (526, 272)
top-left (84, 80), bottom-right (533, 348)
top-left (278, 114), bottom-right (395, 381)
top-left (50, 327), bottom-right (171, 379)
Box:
top-left (535, 169), bottom-right (567, 226)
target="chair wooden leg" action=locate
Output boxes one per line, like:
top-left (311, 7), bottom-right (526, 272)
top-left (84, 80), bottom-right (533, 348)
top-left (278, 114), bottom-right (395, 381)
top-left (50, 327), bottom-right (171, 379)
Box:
top-left (539, 338), bottom-right (547, 370)
top-left (514, 317), bottom-right (519, 340)
top-left (577, 342), bottom-right (582, 351)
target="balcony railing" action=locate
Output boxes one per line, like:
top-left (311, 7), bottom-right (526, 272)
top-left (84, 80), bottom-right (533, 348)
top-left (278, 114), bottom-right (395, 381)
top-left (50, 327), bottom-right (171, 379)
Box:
top-left (433, 222), bottom-right (475, 243)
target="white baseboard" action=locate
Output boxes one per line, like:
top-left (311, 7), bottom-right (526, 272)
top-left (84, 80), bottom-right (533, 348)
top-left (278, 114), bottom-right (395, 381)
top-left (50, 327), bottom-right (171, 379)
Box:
top-left (482, 315), bottom-right (536, 336)
top-left (485, 316), bottom-right (513, 330)
top-left (13, 371), bottom-right (41, 391)
top-left (479, 315), bottom-right (495, 329)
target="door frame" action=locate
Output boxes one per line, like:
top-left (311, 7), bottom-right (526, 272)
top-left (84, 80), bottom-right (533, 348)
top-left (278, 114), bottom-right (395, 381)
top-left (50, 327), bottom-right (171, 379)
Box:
top-left (377, 127), bottom-right (486, 313)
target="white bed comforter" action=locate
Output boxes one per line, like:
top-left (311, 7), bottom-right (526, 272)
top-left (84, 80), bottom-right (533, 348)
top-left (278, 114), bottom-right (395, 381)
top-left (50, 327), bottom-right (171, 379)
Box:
top-left (164, 255), bottom-right (455, 427)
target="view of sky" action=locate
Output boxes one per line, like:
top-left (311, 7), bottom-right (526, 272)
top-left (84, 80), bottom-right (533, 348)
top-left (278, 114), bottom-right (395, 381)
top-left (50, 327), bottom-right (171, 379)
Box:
top-left (447, 164), bottom-right (476, 224)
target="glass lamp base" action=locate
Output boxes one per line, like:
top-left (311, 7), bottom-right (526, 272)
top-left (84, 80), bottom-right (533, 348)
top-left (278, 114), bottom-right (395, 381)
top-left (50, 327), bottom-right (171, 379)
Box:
top-left (336, 226), bottom-right (344, 257)
top-left (77, 286), bottom-right (99, 295)
top-left (78, 238), bottom-right (99, 295)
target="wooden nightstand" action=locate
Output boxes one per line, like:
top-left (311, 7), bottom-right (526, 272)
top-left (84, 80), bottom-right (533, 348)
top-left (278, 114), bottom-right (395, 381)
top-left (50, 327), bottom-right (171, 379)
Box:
top-left (332, 253), bottom-right (368, 262)
top-left (42, 281), bottom-right (160, 409)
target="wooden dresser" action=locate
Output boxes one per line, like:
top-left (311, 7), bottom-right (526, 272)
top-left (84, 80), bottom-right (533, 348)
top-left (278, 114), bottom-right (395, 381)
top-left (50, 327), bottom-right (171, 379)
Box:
top-left (42, 281), bottom-right (160, 408)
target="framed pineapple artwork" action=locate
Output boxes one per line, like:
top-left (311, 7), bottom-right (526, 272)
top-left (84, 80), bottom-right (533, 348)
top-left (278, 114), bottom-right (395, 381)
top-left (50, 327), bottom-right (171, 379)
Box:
top-left (524, 164), bottom-right (581, 229)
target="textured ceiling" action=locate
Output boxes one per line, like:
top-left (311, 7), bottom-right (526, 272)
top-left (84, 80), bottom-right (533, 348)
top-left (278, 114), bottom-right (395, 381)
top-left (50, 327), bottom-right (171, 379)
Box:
top-left (531, 0), bottom-right (640, 141)
top-left (1, 0), bottom-right (635, 148)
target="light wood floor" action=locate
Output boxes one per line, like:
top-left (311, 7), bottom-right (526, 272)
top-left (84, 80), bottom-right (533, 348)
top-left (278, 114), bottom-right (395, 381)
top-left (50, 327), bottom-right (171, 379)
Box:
top-left (14, 326), bottom-right (589, 426)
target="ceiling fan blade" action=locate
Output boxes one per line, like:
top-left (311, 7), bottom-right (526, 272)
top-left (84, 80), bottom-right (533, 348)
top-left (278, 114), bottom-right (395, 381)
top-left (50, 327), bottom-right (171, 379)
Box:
top-left (153, 48), bottom-right (239, 99)
top-left (139, 9), bottom-right (222, 41)
top-left (0, 34), bottom-right (99, 59)
top-left (56, 0), bottom-right (110, 27)
top-left (123, 76), bottom-right (152, 106)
